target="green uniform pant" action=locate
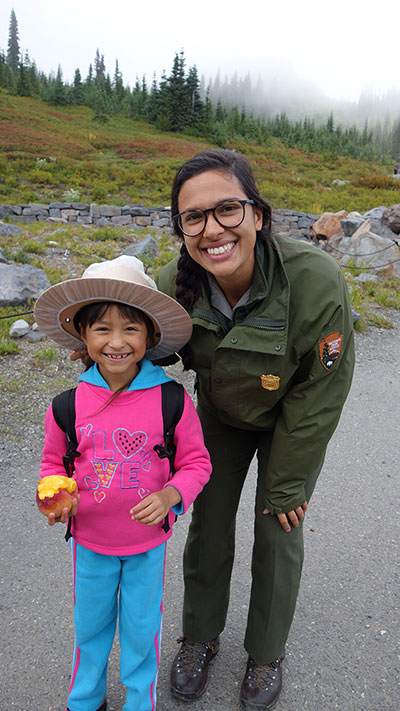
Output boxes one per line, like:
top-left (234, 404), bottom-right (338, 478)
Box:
top-left (182, 406), bottom-right (322, 664)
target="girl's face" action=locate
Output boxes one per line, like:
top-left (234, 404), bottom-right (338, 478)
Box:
top-left (177, 170), bottom-right (263, 300)
top-left (80, 304), bottom-right (149, 391)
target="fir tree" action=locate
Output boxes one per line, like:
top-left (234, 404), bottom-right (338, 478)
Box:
top-left (92, 81), bottom-right (111, 122)
top-left (72, 68), bottom-right (84, 105)
top-left (84, 63), bottom-right (95, 106)
top-left (146, 74), bottom-right (159, 124)
top-left (0, 49), bottom-right (12, 90)
top-left (167, 51), bottom-right (188, 131)
top-left (392, 119), bottom-right (400, 160)
top-left (7, 9), bottom-right (20, 73)
top-left (112, 59), bottom-right (125, 112)
top-left (50, 66), bottom-right (67, 105)
top-left (156, 70), bottom-right (172, 131)
top-left (94, 49), bottom-right (105, 83)
top-left (186, 65), bottom-right (204, 129)
top-left (16, 59), bottom-right (31, 96)
top-left (202, 90), bottom-right (215, 135)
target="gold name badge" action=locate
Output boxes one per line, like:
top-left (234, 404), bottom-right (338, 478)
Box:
top-left (261, 374), bottom-right (280, 391)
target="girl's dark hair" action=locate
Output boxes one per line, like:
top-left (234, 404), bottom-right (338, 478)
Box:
top-left (171, 149), bottom-right (272, 314)
top-left (74, 301), bottom-right (156, 406)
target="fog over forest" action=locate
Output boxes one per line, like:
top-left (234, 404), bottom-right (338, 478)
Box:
top-left (3, 7), bottom-right (400, 162)
top-left (202, 68), bottom-right (400, 128)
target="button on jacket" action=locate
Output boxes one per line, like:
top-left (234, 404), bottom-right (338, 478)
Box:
top-left (156, 234), bottom-right (355, 515)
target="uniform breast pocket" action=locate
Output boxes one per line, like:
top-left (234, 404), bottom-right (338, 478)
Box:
top-left (237, 355), bottom-right (285, 407)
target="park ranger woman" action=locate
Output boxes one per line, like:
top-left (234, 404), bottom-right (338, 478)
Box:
top-left (156, 149), bottom-right (355, 710)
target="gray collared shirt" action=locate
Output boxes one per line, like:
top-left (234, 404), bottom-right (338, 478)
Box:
top-left (206, 273), bottom-right (251, 320)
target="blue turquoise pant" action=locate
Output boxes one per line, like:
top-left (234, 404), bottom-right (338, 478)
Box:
top-left (67, 540), bottom-right (166, 711)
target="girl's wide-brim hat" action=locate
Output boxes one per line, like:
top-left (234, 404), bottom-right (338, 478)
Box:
top-left (34, 255), bottom-right (192, 360)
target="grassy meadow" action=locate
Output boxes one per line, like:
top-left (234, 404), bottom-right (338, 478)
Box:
top-left (1, 90), bottom-right (400, 212)
top-left (1, 89), bottom-right (400, 357)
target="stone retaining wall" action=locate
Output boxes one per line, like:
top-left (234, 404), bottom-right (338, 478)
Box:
top-left (0, 202), bottom-right (320, 237)
top-left (0, 203), bottom-right (172, 229)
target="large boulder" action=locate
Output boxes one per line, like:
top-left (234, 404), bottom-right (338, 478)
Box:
top-left (327, 231), bottom-right (400, 277)
top-left (9, 319), bottom-right (30, 338)
top-left (312, 210), bottom-right (346, 239)
top-left (0, 221), bottom-right (23, 237)
top-left (123, 234), bottom-right (157, 262)
top-left (340, 217), bottom-right (364, 237)
top-left (362, 206), bottom-right (387, 220)
top-left (350, 219), bottom-right (398, 241)
top-left (382, 204), bottom-right (400, 234)
top-left (0, 263), bottom-right (50, 306)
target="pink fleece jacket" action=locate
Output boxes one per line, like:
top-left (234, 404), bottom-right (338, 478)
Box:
top-left (40, 380), bottom-right (211, 555)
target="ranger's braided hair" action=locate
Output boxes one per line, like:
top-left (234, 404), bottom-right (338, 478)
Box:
top-left (171, 149), bottom-right (272, 318)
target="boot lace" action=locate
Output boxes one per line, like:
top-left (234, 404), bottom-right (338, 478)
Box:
top-left (175, 637), bottom-right (213, 677)
top-left (246, 657), bottom-right (281, 689)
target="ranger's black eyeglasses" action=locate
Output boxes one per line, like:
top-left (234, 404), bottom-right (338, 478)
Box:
top-left (173, 198), bottom-right (255, 237)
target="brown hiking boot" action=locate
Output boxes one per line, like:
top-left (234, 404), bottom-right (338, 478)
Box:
top-left (170, 636), bottom-right (220, 700)
top-left (240, 650), bottom-right (285, 710)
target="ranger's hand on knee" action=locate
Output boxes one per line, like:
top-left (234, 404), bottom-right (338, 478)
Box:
top-left (263, 501), bottom-right (308, 532)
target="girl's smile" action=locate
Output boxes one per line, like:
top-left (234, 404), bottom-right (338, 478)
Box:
top-left (80, 305), bottom-right (149, 391)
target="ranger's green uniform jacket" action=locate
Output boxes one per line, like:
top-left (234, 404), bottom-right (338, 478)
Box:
top-left (157, 235), bottom-right (355, 515)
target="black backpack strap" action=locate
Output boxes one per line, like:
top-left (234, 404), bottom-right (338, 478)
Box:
top-left (153, 381), bottom-right (184, 533)
top-left (51, 387), bottom-right (80, 542)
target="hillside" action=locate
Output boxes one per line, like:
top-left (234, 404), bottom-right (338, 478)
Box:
top-left (1, 90), bottom-right (400, 213)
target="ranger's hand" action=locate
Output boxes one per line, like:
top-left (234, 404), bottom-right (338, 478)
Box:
top-left (70, 348), bottom-right (89, 364)
top-left (263, 501), bottom-right (308, 532)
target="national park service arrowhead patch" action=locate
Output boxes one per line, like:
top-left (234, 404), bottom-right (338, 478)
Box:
top-left (318, 331), bottom-right (343, 370)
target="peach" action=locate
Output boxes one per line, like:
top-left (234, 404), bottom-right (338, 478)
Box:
top-left (36, 475), bottom-right (78, 518)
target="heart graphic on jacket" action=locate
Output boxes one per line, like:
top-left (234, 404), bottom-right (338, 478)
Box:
top-left (113, 429), bottom-right (148, 459)
top-left (84, 475), bottom-right (98, 490)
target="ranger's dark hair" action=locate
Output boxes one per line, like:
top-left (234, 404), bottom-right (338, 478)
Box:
top-left (171, 149), bottom-right (272, 314)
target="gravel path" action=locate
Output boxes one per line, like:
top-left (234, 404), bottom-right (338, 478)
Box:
top-left (1, 313), bottom-right (399, 710)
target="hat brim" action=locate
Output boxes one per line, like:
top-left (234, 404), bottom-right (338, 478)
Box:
top-left (34, 277), bottom-right (192, 360)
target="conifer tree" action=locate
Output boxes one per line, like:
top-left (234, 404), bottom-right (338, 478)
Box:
top-left (0, 49), bottom-right (12, 90)
top-left (156, 70), bottom-right (172, 131)
top-left (392, 119), bottom-right (400, 160)
top-left (0, 51), bottom-right (7, 88)
top-left (202, 90), bottom-right (215, 136)
top-left (94, 49), bottom-right (106, 83)
top-left (146, 74), bottom-right (159, 123)
top-left (186, 65), bottom-right (204, 128)
top-left (167, 51), bottom-right (188, 131)
top-left (215, 100), bottom-right (226, 123)
top-left (50, 65), bottom-right (67, 105)
top-left (84, 63), bottom-right (95, 105)
top-left (112, 59), bottom-right (125, 112)
top-left (28, 59), bottom-right (40, 96)
top-left (16, 59), bottom-right (31, 96)
top-left (7, 9), bottom-right (20, 73)
top-left (72, 68), bottom-right (85, 105)
top-left (131, 77), bottom-right (144, 119)
top-left (92, 80), bottom-right (111, 122)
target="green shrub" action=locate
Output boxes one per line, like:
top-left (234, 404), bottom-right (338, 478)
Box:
top-left (0, 339), bottom-right (21, 356)
top-left (33, 344), bottom-right (58, 366)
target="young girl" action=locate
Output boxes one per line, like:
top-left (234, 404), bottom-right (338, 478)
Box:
top-left (34, 255), bottom-right (212, 711)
